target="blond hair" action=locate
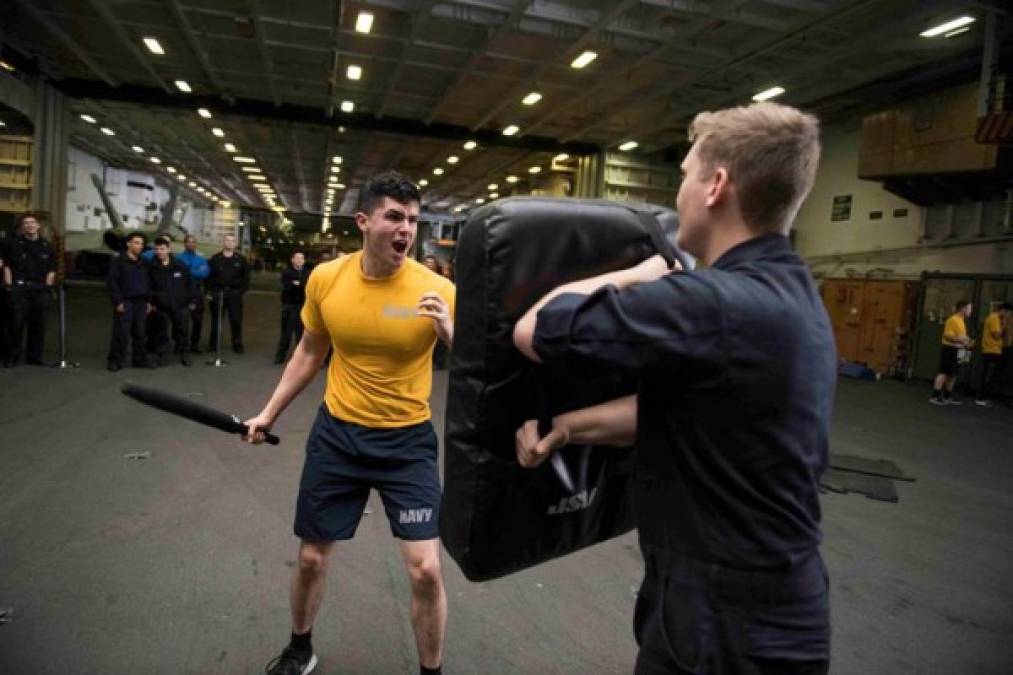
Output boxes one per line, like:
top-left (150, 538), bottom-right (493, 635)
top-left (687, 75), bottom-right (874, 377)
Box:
top-left (688, 102), bottom-right (820, 234)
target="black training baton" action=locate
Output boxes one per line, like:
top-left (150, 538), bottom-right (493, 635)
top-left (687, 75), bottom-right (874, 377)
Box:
top-left (121, 383), bottom-right (280, 445)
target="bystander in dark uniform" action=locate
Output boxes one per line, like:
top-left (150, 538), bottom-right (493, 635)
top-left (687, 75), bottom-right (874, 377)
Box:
top-left (274, 250), bottom-right (309, 364)
top-left (107, 232), bottom-right (153, 371)
top-left (3, 214), bottom-right (56, 368)
top-left (149, 237), bottom-right (196, 367)
top-left (0, 234), bottom-right (8, 359)
top-left (208, 233), bottom-right (250, 354)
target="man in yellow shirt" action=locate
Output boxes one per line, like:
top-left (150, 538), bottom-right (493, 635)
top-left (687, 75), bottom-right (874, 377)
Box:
top-left (931, 300), bottom-right (974, 405)
top-left (245, 171), bottom-right (455, 675)
top-left (975, 302), bottom-right (1011, 407)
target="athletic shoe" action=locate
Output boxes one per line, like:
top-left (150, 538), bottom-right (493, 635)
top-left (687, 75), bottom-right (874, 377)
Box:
top-left (945, 398), bottom-right (963, 406)
top-left (180, 353), bottom-right (192, 367)
top-left (265, 646), bottom-right (317, 675)
top-left (929, 397), bottom-right (947, 405)
top-left (975, 399), bottom-right (993, 407)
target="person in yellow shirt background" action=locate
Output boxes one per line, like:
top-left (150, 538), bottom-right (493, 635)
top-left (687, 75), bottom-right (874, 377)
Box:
top-left (931, 300), bottom-right (974, 405)
top-left (976, 302), bottom-right (1011, 407)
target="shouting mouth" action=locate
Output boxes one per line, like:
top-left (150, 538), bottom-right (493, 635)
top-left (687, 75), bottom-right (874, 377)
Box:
top-left (392, 240), bottom-right (409, 255)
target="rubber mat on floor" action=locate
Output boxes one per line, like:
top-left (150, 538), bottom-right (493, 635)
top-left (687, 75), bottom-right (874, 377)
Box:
top-left (820, 468), bottom-right (899, 503)
top-left (830, 454), bottom-right (915, 482)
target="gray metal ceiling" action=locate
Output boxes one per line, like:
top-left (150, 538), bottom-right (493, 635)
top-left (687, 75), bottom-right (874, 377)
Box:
top-left (0, 0), bottom-right (998, 216)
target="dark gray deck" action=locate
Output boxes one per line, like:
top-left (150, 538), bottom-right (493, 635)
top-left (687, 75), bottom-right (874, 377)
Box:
top-left (1, 284), bottom-right (1010, 674)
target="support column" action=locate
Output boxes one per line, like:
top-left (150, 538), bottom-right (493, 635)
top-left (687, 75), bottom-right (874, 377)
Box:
top-left (31, 81), bottom-right (69, 237)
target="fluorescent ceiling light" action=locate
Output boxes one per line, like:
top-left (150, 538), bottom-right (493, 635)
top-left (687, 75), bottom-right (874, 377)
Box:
top-left (241, 166), bottom-right (260, 173)
top-left (224, 143), bottom-right (237, 153)
top-left (335, 183), bottom-right (346, 189)
top-left (340, 100), bottom-right (354, 113)
top-left (189, 181), bottom-right (197, 187)
top-left (571, 51), bottom-right (597, 69)
top-left (150, 157), bottom-right (161, 164)
top-left (131, 145), bottom-right (144, 153)
top-left (80, 114), bottom-right (97, 124)
top-left (554, 153), bottom-right (569, 162)
top-left (249, 175), bottom-right (267, 181)
top-left (347, 65), bottom-right (362, 81)
top-left (332, 156), bottom-right (342, 164)
top-left (0, 121), bottom-right (5, 128)
top-left (143, 37), bottom-right (164, 55)
top-left (433, 167), bottom-right (444, 175)
top-left (100, 127), bottom-right (115, 136)
top-left (211, 127), bottom-right (225, 137)
top-left (419, 179), bottom-right (429, 187)
top-left (221, 201), bottom-right (231, 208)
top-left (174, 80), bottom-right (191, 93)
top-left (197, 108), bottom-right (212, 119)
top-left (331, 166), bottom-right (341, 174)
top-left (528, 166), bottom-right (541, 174)
top-left (177, 174), bottom-right (186, 181)
top-left (447, 155), bottom-right (459, 164)
top-left (506, 175), bottom-right (519, 183)
top-left (752, 86), bottom-right (785, 102)
top-left (945, 26), bottom-right (971, 38)
top-left (920, 16), bottom-right (975, 38)
top-left (166, 166), bottom-right (176, 173)
top-left (234, 156), bottom-right (256, 163)
top-left (463, 140), bottom-right (477, 150)
top-left (0, 60), bottom-right (15, 72)
top-left (475, 198), bottom-right (485, 204)
top-left (489, 193), bottom-right (499, 199)
top-left (487, 183), bottom-right (498, 190)
top-left (522, 92), bottom-right (542, 106)
top-left (355, 11), bottom-right (374, 34)
top-left (502, 125), bottom-right (519, 136)
top-left (618, 140), bottom-right (638, 151)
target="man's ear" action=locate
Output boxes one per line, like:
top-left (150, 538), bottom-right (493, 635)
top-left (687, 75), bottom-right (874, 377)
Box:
top-left (705, 168), bottom-right (729, 208)
top-left (354, 212), bottom-right (368, 234)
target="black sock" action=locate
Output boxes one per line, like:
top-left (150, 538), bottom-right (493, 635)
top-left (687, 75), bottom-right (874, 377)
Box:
top-left (290, 629), bottom-right (312, 653)
top-left (943, 390), bottom-right (952, 399)
top-left (932, 389), bottom-right (942, 399)
top-left (420, 665), bottom-right (442, 675)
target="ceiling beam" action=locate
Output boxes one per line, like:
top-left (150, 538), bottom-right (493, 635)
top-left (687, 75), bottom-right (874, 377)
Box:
top-left (249, 0), bottom-right (281, 107)
top-left (425, 0), bottom-right (532, 125)
top-left (565, 0), bottom-right (896, 142)
top-left (12, 0), bottom-right (119, 86)
top-left (166, 0), bottom-right (231, 101)
top-left (470, 0), bottom-right (639, 131)
top-left (290, 129), bottom-right (310, 213)
top-left (57, 78), bottom-right (599, 155)
top-left (377, 0), bottom-right (440, 119)
top-left (83, 0), bottom-right (171, 93)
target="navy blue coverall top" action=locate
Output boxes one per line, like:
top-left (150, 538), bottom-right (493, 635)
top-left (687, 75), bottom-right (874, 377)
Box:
top-left (532, 233), bottom-right (836, 654)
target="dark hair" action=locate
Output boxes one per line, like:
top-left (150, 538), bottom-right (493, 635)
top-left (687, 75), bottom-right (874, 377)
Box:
top-left (291, 250), bottom-right (305, 258)
top-left (154, 236), bottom-right (171, 247)
top-left (17, 213), bottom-right (39, 227)
top-left (954, 300), bottom-right (971, 311)
top-left (999, 302), bottom-right (1013, 311)
top-left (125, 231), bottom-right (147, 244)
top-left (183, 234), bottom-right (196, 242)
top-left (359, 170), bottom-right (421, 214)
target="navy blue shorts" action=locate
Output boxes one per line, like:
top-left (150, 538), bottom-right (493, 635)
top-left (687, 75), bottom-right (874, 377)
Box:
top-left (294, 406), bottom-right (441, 541)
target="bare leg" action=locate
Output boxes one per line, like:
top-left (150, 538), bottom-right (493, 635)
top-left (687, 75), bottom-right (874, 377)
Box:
top-left (945, 375), bottom-right (957, 394)
top-left (933, 373), bottom-right (947, 391)
top-left (291, 539), bottom-right (336, 634)
top-left (399, 538), bottom-right (447, 669)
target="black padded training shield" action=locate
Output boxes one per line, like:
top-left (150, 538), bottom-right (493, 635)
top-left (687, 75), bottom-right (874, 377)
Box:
top-left (441, 197), bottom-right (691, 581)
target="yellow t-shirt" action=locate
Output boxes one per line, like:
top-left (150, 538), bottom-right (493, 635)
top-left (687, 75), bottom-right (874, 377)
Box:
top-left (301, 252), bottom-right (456, 428)
top-left (981, 312), bottom-right (1003, 355)
top-left (941, 313), bottom-right (966, 347)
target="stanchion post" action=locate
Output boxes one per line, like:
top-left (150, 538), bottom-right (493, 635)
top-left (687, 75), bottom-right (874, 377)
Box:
top-left (206, 288), bottom-right (228, 367)
top-left (54, 283), bottom-right (79, 369)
